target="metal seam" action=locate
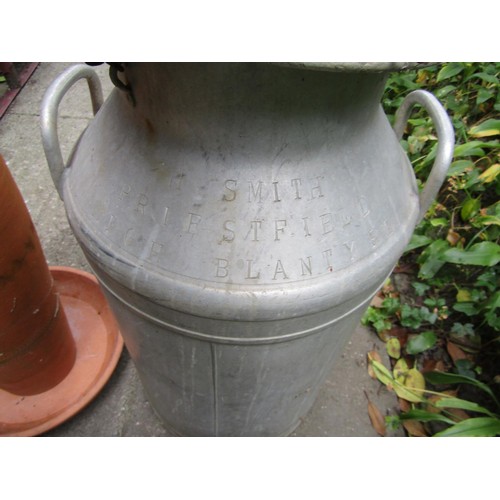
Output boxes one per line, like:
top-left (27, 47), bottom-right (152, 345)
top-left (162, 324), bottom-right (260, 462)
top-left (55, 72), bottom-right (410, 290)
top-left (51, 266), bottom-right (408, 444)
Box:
top-left (96, 273), bottom-right (387, 345)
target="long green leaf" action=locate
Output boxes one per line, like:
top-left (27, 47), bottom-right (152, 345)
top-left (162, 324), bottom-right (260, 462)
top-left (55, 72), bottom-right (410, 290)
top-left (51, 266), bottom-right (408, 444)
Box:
top-left (368, 356), bottom-right (394, 387)
top-left (437, 63), bottom-right (464, 82)
top-left (434, 417), bottom-right (500, 437)
top-left (398, 409), bottom-right (455, 425)
top-left (447, 159), bottom-right (474, 177)
top-left (454, 141), bottom-right (500, 158)
top-left (417, 240), bottom-right (449, 279)
top-left (368, 357), bottom-right (425, 403)
top-left (404, 234), bottom-right (432, 253)
top-left (424, 371), bottom-right (499, 408)
top-left (469, 119), bottom-right (500, 138)
top-left (434, 397), bottom-right (497, 417)
top-left (484, 291), bottom-right (500, 311)
top-left (440, 242), bottom-right (500, 267)
top-left (464, 71), bottom-right (499, 85)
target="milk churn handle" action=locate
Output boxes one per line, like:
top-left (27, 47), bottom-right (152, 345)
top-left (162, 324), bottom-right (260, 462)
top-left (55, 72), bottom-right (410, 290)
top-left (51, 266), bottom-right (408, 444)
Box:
top-left (40, 64), bottom-right (104, 199)
top-left (393, 89), bottom-right (455, 222)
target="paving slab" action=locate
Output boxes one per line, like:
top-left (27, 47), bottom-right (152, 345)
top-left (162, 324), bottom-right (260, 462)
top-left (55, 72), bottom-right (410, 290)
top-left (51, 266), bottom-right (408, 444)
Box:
top-left (0, 62), bottom-right (403, 437)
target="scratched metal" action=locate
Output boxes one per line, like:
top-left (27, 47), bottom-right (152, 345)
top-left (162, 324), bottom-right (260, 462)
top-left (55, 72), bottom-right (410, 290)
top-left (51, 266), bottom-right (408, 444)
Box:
top-left (41, 63), bottom-right (454, 436)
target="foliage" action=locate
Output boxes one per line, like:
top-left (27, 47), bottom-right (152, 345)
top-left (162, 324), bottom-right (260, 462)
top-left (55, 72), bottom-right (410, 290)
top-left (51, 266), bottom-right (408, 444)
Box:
top-left (363, 62), bottom-right (500, 437)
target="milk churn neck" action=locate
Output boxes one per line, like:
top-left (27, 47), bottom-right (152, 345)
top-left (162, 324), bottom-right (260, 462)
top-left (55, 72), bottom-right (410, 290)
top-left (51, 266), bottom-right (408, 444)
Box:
top-left (92, 62), bottom-right (422, 110)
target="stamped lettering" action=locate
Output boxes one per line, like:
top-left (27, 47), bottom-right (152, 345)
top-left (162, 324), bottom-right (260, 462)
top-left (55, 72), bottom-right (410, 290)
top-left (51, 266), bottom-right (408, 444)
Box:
top-left (149, 241), bottom-right (164, 263)
top-left (223, 179), bottom-right (237, 201)
top-left (310, 176), bottom-right (324, 200)
top-left (105, 214), bottom-right (116, 232)
top-left (248, 181), bottom-right (264, 203)
top-left (322, 248), bottom-right (333, 270)
top-left (319, 212), bottom-right (333, 235)
top-left (120, 185), bottom-right (132, 199)
top-left (302, 217), bottom-right (312, 237)
top-left (124, 228), bottom-right (134, 247)
top-left (343, 241), bottom-right (355, 261)
top-left (272, 259), bottom-right (289, 280)
top-left (187, 213), bottom-right (202, 234)
top-left (163, 207), bottom-right (170, 226)
top-left (136, 193), bottom-right (149, 214)
top-left (272, 181), bottom-right (281, 202)
top-left (274, 219), bottom-right (287, 241)
top-left (244, 220), bottom-right (263, 242)
top-left (215, 258), bottom-right (229, 278)
top-left (245, 259), bottom-right (260, 279)
top-left (291, 178), bottom-right (302, 199)
top-left (222, 220), bottom-right (235, 242)
top-left (300, 256), bottom-right (313, 276)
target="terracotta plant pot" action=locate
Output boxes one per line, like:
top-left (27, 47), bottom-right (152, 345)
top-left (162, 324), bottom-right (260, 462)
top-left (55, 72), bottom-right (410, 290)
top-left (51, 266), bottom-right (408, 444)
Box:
top-left (0, 155), bottom-right (76, 395)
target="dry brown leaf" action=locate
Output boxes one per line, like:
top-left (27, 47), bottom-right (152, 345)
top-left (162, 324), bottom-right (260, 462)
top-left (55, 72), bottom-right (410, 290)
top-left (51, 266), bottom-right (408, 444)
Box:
top-left (377, 330), bottom-right (392, 343)
top-left (447, 341), bottom-right (468, 363)
top-left (367, 400), bottom-right (386, 436)
top-left (398, 397), bottom-right (411, 412)
top-left (435, 360), bottom-right (446, 372)
top-left (386, 326), bottom-right (409, 347)
top-left (370, 294), bottom-right (384, 308)
top-left (393, 263), bottom-right (414, 274)
top-left (448, 408), bottom-right (470, 422)
top-left (446, 229), bottom-right (461, 246)
top-left (422, 358), bottom-right (438, 373)
top-left (426, 390), bottom-right (458, 414)
top-left (403, 420), bottom-right (427, 437)
top-left (382, 280), bottom-right (395, 294)
top-left (426, 394), bottom-right (444, 414)
top-left (367, 350), bottom-right (382, 379)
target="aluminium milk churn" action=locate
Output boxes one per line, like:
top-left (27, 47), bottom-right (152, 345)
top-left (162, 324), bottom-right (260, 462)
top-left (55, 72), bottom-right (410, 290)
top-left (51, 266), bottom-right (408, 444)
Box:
top-left (41, 63), bottom-right (454, 436)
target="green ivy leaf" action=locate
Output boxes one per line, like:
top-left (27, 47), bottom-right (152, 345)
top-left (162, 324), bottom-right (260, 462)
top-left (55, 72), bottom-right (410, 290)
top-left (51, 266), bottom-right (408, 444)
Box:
top-left (484, 291), bottom-right (500, 311)
top-left (475, 269), bottom-right (498, 291)
top-left (455, 359), bottom-right (478, 378)
top-left (451, 322), bottom-right (475, 337)
top-left (406, 331), bottom-right (438, 355)
top-left (453, 302), bottom-right (480, 316)
top-left (412, 281), bottom-right (431, 296)
top-left (381, 297), bottom-right (401, 315)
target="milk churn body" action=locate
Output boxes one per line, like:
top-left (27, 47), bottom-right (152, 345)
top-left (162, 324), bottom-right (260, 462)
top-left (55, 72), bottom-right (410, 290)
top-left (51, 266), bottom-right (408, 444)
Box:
top-left (43, 63), bottom-right (453, 436)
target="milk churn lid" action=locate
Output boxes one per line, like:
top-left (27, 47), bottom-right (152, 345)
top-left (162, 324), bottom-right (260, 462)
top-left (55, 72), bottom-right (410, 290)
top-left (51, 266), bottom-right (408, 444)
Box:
top-left (88, 62), bottom-right (424, 72)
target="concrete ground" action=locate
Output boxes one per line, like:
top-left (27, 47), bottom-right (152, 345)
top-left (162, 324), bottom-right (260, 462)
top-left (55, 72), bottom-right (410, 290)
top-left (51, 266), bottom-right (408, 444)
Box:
top-left (0, 62), bottom-right (403, 437)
